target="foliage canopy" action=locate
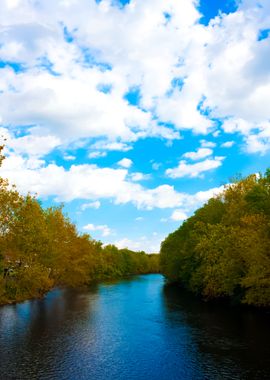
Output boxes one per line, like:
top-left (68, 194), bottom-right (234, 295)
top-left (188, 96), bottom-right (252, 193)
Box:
top-left (0, 146), bottom-right (159, 304)
top-left (160, 172), bottom-right (270, 307)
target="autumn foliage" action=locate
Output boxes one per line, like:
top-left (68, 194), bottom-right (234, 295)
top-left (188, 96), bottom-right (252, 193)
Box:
top-left (0, 146), bottom-right (159, 304)
top-left (160, 172), bottom-right (270, 307)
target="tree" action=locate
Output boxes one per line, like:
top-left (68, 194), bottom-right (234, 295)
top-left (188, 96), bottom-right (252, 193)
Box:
top-left (160, 170), bottom-right (270, 307)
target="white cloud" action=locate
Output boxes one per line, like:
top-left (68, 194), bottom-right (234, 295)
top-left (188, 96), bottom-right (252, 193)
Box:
top-left (117, 158), bottom-right (133, 168)
top-left (221, 141), bottom-right (235, 148)
top-left (200, 140), bottom-right (216, 148)
top-left (166, 157), bottom-right (225, 178)
top-left (83, 223), bottom-right (111, 237)
top-left (213, 131), bottom-right (220, 138)
top-left (0, 154), bottom-right (224, 213)
top-left (0, 0), bottom-right (269, 155)
top-left (63, 154), bottom-right (76, 161)
top-left (170, 209), bottom-right (188, 221)
top-left (88, 151), bottom-right (107, 159)
top-left (90, 141), bottom-right (132, 152)
top-left (222, 118), bottom-right (252, 135)
top-left (0, 70), bottom-right (154, 143)
top-left (81, 201), bottom-right (101, 210)
top-left (130, 172), bottom-right (150, 182)
top-left (0, 128), bottom-right (60, 157)
top-left (222, 118), bottom-right (270, 154)
top-left (10, 134), bottom-right (61, 157)
top-left (1, 0), bottom-right (269, 254)
top-left (183, 147), bottom-right (213, 161)
top-left (6, 0), bottom-right (21, 9)
top-left (114, 236), bottom-right (160, 253)
top-left (245, 127), bottom-right (270, 154)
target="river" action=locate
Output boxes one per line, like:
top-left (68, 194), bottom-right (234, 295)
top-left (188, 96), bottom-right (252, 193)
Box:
top-left (0, 274), bottom-right (269, 379)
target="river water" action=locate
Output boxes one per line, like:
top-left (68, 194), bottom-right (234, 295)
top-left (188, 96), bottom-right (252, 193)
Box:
top-left (0, 274), bottom-right (269, 380)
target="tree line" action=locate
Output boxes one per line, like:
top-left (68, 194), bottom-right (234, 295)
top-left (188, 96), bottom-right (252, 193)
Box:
top-left (160, 171), bottom-right (270, 307)
top-left (0, 146), bottom-right (159, 305)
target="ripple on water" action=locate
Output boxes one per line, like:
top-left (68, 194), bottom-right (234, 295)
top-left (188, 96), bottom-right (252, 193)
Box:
top-left (0, 274), bottom-right (269, 380)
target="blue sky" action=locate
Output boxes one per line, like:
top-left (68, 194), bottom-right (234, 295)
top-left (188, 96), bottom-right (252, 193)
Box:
top-left (0, 0), bottom-right (270, 252)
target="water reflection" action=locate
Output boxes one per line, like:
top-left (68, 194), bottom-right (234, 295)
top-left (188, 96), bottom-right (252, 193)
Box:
top-left (0, 275), bottom-right (269, 380)
top-left (162, 284), bottom-right (270, 380)
top-left (0, 286), bottom-right (100, 379)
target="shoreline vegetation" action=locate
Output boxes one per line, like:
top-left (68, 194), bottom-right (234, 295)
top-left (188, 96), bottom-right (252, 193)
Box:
top-left (160, 171), bottom-right (270, 308)
top-left (0, 145), bottom-right (159, 306)
top-left (1, 137), bottom-right (269, 309)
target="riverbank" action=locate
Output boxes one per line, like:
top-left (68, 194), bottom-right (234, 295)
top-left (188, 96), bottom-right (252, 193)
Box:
top-left (0, 147), bottom-right (160, 308)
top-left (164, 281), bottom-right (270, 311)
top-left (160, 171), bottom-right (270, 308)
top-left (0, 270), bottom-right (160, 306)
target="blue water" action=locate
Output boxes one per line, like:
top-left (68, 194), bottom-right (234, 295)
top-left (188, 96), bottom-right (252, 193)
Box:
top-left (0, 274), bottom-right (269, 379)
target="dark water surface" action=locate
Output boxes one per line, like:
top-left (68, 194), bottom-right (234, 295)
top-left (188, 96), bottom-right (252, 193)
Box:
top-left (0, 274), bottom-right (269, 380)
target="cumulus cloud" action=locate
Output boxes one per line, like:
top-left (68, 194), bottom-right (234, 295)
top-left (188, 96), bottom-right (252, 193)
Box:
top-left (221, 141), bottom-right (235, 148)
top-left (222, 118), bottom-right (270, 154)
top-left (170, 209), bottom-right (188, 221)
top-left (0, 0), bottom-right (269, 157)
top-left (200, 140), bottom-right (216, 148)
top-left (114, 236), bottom-right (161, 253)
top-left (88, 151), bottom-right (107, 159)
top-left (90, 141), bottom-right (132, 152)
top-left (183, 147), bottom-right (213, 161)
top-left (130, 172), bottom-right (150, 182)
top-left (1, 0), bottom-right (269, 254)
top-left (0, 154), bottom-right (223, 213)
top-left (0, 127), bottom-right (60, 157)
top-left (117, 158), bottom-right (133, 168)
top-left (83, 223), bottom-right (111, 237)
top-left (63, 154), bottom-right (76, 161)
top-left (166, 157), bottom-right (225, 178)
top-left (81, 201), bottom-right (101, 210)
top-left (245, 128), bottom-right (270, 154)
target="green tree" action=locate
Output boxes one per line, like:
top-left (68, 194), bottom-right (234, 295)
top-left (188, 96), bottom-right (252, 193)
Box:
top-left (160, 170), bottom-right (270, 307)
